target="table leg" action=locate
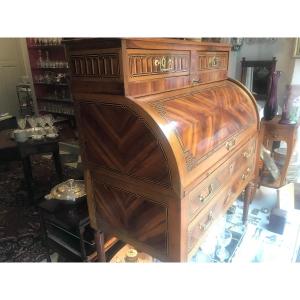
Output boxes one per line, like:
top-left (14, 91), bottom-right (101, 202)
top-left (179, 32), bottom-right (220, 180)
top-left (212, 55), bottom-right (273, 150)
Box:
top-left (39, 209), bottom-right (51, 262)
top-left (52, 148), bottom-right (63, 181)
top-left (21, 156), bottom-right (34, 202)
top-left (79, 226), bottom-right (87, 262)
top-left (243, 181), bottom-right (256, 224)
top-left (95, 230), bottom-right (106, 262)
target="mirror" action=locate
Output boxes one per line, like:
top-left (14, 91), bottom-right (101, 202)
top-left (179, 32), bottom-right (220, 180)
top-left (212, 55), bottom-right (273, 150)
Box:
top-left (241, 57), bottom-right (277, 101)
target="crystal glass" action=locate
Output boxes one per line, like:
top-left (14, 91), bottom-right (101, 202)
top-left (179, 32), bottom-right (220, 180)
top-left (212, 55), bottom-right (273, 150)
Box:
top-left (27, 116), bottom-right (38, 128)
top-left (216, 229), bottom-right (232, 262)
top-left (17, 117), bottom-right (27, 130)
top-left (43, 114), bottom-right (54, 127)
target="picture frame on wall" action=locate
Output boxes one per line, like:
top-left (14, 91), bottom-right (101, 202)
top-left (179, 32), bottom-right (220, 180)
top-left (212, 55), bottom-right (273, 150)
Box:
top-left (293, 38), bottom-right (300, 58)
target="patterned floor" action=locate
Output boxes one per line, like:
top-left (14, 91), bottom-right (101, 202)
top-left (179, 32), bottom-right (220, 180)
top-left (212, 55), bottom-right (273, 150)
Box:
top-left (0, 154), bottom-right (82, 262)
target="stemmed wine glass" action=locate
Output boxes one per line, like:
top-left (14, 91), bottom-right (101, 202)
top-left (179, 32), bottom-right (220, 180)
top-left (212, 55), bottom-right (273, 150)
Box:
top-left (17, 116), bottom-right (27, 130)
top-left (27, 116), bottom-right (38, 128)
top-left (216, 229), bottom-right (232, 262)
top-left (43, 114), bottom-right (57, 135)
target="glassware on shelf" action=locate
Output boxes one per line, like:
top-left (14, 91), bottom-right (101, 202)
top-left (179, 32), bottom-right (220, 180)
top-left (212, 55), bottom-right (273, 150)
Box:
top-left (17, 116), bottom-right (27, 130)
top-left (37, 50), bottom-right (43, 68)
top-left (216, 229), bottom-right (232, 262)
top-left (27, 116), bottom-right (38, 128)
top-left (44, 51), bottom-right (50, 68)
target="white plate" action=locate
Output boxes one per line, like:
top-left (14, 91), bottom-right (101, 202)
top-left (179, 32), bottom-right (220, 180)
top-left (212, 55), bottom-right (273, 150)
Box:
top-left (32, 134), bottom-right (44, 140)
top-left (46, 133), bottom-right (58, 138)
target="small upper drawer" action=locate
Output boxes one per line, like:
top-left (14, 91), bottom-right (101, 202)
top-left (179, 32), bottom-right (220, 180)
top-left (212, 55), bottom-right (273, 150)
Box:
top-left (197, 51), bottom-right (228, 71)
top-left (126, 49), bottom-right (190, 81)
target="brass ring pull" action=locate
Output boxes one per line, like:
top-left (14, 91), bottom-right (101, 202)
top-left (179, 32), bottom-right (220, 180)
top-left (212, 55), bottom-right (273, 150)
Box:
top-left (198, 184), bottom-right (213, 203)
top-left (154, 57), bottom-right (173, 72)
top-left (241, 167), bottom-right (252, 180)
top-left (226, 138), bottom-right (236, 151)
top-left (242, 151), bottom-right (251, 158)
top-left (209, 56), bottom-right (219, 68)
top-left (200, 210), bottom-right (214, 231)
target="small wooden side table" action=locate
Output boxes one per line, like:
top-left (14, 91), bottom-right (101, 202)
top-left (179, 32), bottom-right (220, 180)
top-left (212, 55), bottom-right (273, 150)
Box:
top-left (258, 116), bottom-right (299, 188)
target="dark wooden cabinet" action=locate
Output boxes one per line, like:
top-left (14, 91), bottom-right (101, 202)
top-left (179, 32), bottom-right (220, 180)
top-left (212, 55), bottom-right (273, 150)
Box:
top-left (64, 38), bottom-right (260, 262)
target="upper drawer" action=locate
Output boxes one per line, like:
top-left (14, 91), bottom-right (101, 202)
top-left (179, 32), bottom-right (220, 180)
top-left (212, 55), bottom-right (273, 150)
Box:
top-left (125, 49), bottom-right (191, 96)
top-left (126, 49), bottom-right (190, 81)
top-left (197, 52), bottom-right (228, 71)
top-left (190, 52), bottom-right (228, 85)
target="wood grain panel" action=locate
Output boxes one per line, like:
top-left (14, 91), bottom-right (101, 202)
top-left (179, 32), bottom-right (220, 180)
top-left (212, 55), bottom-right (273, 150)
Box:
top-left (150, 81), bottom-right (257, 171)
top-left (93, 183), bottom-right (168, 254)
top-left (70, 52), bottom-right (121, 79)
top-left (79, 102), bottom-right (171, 187)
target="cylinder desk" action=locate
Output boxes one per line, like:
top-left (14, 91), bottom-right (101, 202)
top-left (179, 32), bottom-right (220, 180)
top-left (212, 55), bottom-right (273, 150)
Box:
top-left (64, 38), bottom-right (260, 262)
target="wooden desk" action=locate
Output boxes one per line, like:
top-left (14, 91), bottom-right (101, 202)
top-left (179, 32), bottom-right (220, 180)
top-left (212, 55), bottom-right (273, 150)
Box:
top-left (258, 116), bottom-right (299, 188)
top-left (0, 129), bottom-right (63, 201)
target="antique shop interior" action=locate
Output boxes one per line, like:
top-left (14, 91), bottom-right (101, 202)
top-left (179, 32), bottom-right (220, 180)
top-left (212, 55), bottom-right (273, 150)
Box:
top-left (1, 37), bottom-right (300, 263)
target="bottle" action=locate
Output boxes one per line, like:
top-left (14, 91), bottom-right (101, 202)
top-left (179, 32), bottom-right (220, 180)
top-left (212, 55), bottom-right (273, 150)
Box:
top-left (264, 71), bottom-right (281, 120)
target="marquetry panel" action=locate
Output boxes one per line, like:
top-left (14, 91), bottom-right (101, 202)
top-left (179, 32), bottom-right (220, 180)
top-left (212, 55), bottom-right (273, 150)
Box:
top-left (127, 50), bottom-right (190, 79)
top-left (197, 52), bottom-right (228, 70)
top-left (79, 102), bottom-right (171, 187)
top-left (93, 183), bottom-right (168, 254)
top-left (70, 52), bottom-right (121, 79)
top-left (150, 81), bottom-right (257, 171)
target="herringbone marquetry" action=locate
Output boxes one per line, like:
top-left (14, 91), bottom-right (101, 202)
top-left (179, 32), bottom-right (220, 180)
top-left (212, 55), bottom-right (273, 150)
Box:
top-left (93, 182), bottom-right (168, 253)
top-left (80, 103), bottom-right (171, 187)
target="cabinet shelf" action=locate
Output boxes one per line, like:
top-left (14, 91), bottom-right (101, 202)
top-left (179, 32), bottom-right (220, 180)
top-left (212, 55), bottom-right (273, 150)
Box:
top-left (34, 81), bottom-right (69, 86)
top-left (39, 110), bottom-right (75, 116)
top-left (28, 44), bottom-right (65, 49)
top-left (38, 97), bottom-right (73, 103)
top-left (32, 67), bottom-right (70, 71)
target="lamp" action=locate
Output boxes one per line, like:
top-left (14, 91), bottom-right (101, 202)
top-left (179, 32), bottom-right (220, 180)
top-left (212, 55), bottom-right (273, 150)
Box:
top-left (231, 38), bottom-right (244, 51)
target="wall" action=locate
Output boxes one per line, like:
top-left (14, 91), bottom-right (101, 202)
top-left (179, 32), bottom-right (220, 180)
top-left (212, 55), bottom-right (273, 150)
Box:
top-left (0, 38), bottom-right (29, 116)
top-left (227, 38), bottom-right (295, 107)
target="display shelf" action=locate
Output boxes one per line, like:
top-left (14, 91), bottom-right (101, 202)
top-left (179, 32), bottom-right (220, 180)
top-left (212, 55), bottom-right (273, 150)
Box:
top-left (32, 67), bottom-right (69, 71)
top-left (40, 110), bottom-right (75, 116)
top-left (37, 97), bottom-right (73, 103)
top-left (28, 44), bottom-right (65, 49)
top-left (33, 82), bottom-right (69, 86)
top-left (26, 38), bottom-right (77, 147)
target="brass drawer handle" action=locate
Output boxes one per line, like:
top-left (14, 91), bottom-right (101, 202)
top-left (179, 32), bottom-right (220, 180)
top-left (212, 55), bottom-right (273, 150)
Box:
top-left (224, 190), bottom-right (232, 206)
top-left (192, 79), bottom-right (200, 85)
top-left (226, 138), bottom-right (236, 151)
top-left (242, 150), bottom-right (251, 158)
top-left (198, 184), bottom-right (213, 203)
top-left (241, 167), bottom-right (252, 180)
top-left (209, 56), bottom-right (219, 68)
top-left (154, 57), bottom-right (173, 72)
top-left (199, 210), bottom-right (214, 231)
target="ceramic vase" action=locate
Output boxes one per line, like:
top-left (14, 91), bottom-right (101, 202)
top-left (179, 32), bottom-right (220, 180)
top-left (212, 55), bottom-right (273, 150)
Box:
top-left (264, 71), bottom-right (281, 120)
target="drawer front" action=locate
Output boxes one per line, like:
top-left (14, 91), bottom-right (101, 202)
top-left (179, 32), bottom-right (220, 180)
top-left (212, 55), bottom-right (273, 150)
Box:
top-left (190, 51), bottom-right (228, 85)
top-left (197, 52), bottom-right (228, 71)
top-left (188, 137), bottom-right (256, 220)
top-left (126, 49), bottom-right (190, 81)
top-left (126, 49), bottom-right (191, 96)
top-left (187, 190), bottom-right (227, 252)
top-left (187, 162), bottom-right (255, 254)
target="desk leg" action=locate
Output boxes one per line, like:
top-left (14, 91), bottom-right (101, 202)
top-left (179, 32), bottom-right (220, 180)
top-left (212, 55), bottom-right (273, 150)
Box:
top-left (95, 230), bottom-right (106, 262)
top-left (52, 148), bottom-right (63, 181)
top-left (79, 226), bottom-right (87, 262)
top-left (22, 157), bottom-right (34, 202)
top-left (39, 209), bottom-right (51, 262)
top-left (243, 181), bottom-right (256, 224)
